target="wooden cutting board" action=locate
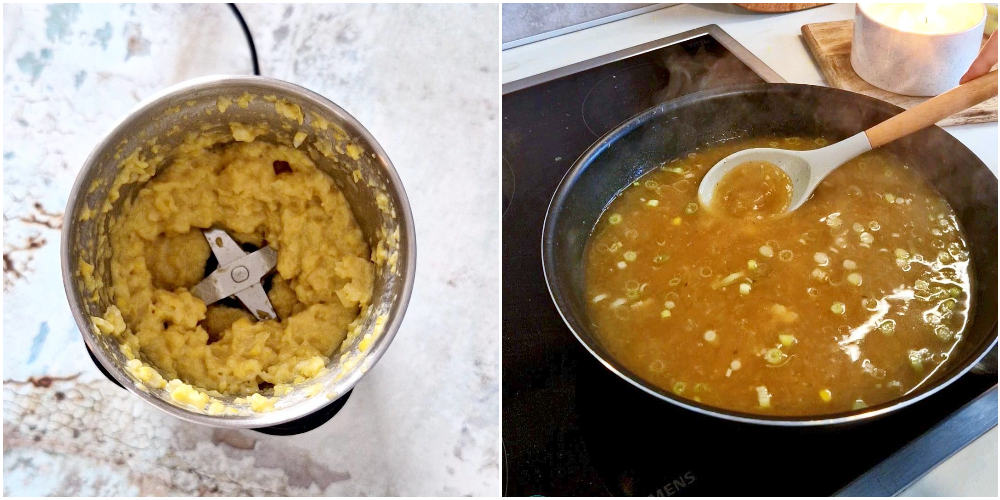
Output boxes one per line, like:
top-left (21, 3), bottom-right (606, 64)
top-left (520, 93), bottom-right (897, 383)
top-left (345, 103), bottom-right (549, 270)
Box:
top-left (737, 4), bottom-right (828, 13)
top-left (801, 20), bottom-right (997, 126)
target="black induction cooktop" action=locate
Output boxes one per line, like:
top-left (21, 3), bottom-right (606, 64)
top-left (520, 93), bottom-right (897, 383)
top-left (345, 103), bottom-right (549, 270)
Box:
top-left (501, 25), bottom-right (998, 497)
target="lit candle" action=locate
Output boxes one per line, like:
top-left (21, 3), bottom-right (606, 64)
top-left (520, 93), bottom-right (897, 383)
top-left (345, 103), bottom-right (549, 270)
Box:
top-left (852, 3), bottom-right (987, 96)
top-left (864, 3), bottom-right (984, 34)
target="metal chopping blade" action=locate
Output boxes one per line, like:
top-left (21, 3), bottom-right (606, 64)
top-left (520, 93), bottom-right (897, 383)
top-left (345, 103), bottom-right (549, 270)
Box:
top-left (190, 228), bottom-right (278, 321)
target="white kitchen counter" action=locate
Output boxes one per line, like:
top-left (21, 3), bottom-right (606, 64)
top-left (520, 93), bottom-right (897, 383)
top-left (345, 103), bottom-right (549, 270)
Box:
top-left (503, 3), bottom-right (997, 496)
top-left (3, 4), bottom-right (498, 495)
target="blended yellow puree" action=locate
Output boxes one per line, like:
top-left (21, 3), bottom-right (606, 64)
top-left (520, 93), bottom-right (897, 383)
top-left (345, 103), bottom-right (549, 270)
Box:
top-left (104, 124), bottom-right (374, 398)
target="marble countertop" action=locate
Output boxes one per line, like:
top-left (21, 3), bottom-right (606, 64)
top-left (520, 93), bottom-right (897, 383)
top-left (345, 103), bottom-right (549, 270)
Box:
top-left (503, 3), bottom-right (997, 496)
top-left (4, 4), bottom-right (499, 496)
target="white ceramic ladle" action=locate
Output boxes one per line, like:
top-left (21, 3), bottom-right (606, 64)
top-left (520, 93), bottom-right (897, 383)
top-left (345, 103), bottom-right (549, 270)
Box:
top-left (698, 70), bottom-right (998, 213)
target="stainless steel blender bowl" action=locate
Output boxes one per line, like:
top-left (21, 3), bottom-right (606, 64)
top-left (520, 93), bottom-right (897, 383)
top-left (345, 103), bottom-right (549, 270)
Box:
top-left (62, 75), bottom-right (416, 429)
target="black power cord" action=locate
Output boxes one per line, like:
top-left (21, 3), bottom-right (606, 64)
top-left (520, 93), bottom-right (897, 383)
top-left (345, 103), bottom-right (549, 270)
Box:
top-left (227, 3), bottom-right (260, 75)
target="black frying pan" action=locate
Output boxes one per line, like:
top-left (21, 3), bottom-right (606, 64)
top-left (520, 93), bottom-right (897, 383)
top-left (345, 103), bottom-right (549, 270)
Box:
top-left (542, 83), bottom-right (998, 425)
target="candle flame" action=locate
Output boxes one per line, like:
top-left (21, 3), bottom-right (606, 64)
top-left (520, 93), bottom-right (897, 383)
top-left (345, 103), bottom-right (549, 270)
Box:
top-left (923, 3), bottom-right (937, 26)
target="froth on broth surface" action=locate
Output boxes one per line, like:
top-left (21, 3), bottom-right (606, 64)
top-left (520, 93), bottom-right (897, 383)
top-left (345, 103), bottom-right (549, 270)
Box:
top-left (585, 136), bottom-right (972, 416)
top-left (713, 160), bottom-right (793, 218)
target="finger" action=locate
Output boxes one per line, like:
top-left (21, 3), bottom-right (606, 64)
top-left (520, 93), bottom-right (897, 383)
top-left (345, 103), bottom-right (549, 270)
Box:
top-left (960, 31), bottom-right (998, 83)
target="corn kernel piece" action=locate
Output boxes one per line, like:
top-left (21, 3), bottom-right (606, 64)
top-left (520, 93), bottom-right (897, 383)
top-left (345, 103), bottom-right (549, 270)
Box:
top-left (819, 389), bottom-right (832, 402)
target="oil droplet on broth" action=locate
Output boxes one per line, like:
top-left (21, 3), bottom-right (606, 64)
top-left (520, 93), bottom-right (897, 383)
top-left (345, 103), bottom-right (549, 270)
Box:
top-left (712, 161), bottom-right (793, 218)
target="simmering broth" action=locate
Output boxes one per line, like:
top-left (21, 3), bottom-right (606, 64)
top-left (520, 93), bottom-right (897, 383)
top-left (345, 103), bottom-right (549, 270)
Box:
top-left (712, 160), bottom-right (793, 218)
top-left (585, 136), bottom-right (972, 416)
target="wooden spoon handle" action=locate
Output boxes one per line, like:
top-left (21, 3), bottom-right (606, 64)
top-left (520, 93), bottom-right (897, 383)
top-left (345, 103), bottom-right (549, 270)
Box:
top-left (865, 70), bottom-right (998, 149)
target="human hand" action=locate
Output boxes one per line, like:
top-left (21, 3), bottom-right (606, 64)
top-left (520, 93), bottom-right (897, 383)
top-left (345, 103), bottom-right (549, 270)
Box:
top-left (960, 30), bottom-right (998, 84)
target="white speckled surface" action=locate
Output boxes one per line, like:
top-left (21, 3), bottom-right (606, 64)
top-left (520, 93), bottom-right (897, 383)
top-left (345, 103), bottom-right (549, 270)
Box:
top-left (4, 3), bottom-right (499, 495)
